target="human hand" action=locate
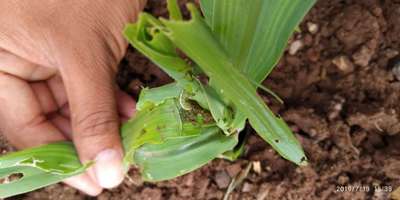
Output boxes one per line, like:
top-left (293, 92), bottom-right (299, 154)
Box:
top-left (0, 0), bottom-right (145, 196)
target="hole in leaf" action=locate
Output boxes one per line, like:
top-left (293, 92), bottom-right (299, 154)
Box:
top-left (144, 27), bottom-right (154, 41)
top-left (275, 139), bottom-right (280, 143)
top-left (0, 173), bottom-right (23, 184)
top-left (153, 28), bottom-right (160, 34)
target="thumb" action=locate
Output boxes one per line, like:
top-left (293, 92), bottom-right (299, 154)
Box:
top-left (60, 60), bottom-right (124, 189)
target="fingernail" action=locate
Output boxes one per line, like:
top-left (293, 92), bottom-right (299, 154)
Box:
top-left (94, 149), bottom-right (124, 188)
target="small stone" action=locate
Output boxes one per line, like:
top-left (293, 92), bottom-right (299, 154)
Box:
top-left (332, 55), bottom-right (354, 73)
top-left (307, 22), bottom-right (319, 34)
top-left (226, 163), bottom-right (242, 178)
top-left (139, 188), bottom-right (162, 200)
top-left (338, 175), bottom-right (349, 185)
top-left (352, 45), bottom-right (374, 67)
top-left (392, 62), bottom-right (400, 81)
top-left (183, 173), bottom-right (194, 186)
top-left (306, 48), bottom-right (320, 62)
top-left (385, 49), bottom-right (399, 59)
top-left (328, 96), bottom-right (345, 120)
top-left (242, 182), bottom-right (254, 193)
top-left (252, 161), bottom-right (262, 174)
top-left (214, 171), bottom-right (231, 189)
top-left (289, 40), bottom-right (304, 55)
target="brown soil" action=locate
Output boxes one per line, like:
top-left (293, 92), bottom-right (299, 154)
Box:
top-left (5, 0), bottom-right (400, 199)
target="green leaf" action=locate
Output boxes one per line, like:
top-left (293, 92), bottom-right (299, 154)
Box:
top-left (124, 14), bottom-right (210, 109)
top-left (0, 142), bottom-right (89, 198)
top-left (136, 83), bottom-right (183, 111)
top-left (134, 126), bottom-right (237, 181)
top-left (200, 0), bottom-right (316, 83)
top-left (124, 13), bottom-right (242, 180)
top-left (167, 0), bottom-right (183, 20)
top-left (159, 4), bottom-right (308, 165)
top-left (122, 84), bottom-right (218, 166)
top-left (122, 83), bottom-right (237, 181)
top-left (122, 98), bottom-right (185, 166)
top-left (197, 82), bottom-right (235, 135)
top-left (124, 14), bottom-right (191, 84)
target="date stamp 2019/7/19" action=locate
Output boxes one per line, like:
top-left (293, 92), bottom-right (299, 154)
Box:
top-left (335, 185), bottom-right (393, 193)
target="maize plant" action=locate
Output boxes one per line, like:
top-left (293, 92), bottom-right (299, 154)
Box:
top-left (0, 0), bottom-right (316, 198)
